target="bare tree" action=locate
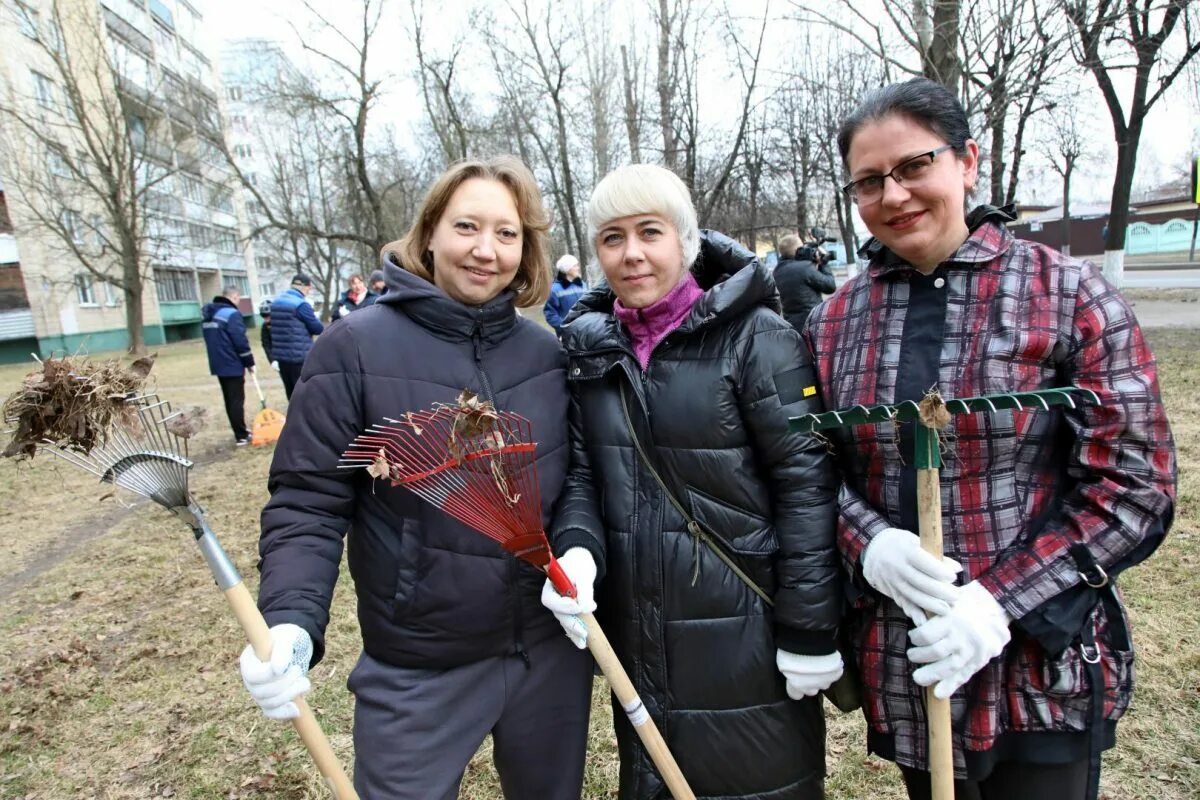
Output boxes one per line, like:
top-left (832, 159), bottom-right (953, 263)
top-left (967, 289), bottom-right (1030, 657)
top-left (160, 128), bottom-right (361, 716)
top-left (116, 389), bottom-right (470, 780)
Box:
top-left (0, 0), bottom-right (215, 353)
top-left (1060, 0), bottom-right (1200, 284)
top-left (620, 43), bottom-right (646, 163)
top-left (220, 0), bottom-right (414, 310)
top-left (409, 0), bottom-right (472, 165)
top-left (1040, 105), bottom-right (1090, 255)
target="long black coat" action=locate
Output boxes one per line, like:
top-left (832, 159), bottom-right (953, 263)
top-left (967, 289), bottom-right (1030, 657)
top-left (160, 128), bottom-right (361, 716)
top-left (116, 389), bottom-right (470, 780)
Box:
top-left (553, 231), bottom-right (840, 799)
top-left (773, 255), bottom-right (836, 331)
top-left (258, 259), bottom-right (568, 669)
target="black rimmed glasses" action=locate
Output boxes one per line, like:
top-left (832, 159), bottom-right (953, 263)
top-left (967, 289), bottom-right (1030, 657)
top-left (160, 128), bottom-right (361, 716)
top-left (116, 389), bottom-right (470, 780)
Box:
top-left (841, 144), bottom-right (956, 204)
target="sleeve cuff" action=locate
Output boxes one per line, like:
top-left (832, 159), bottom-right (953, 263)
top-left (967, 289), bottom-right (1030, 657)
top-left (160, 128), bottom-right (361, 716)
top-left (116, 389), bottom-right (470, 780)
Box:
top-left (775, 625), bottom-right (836, 656)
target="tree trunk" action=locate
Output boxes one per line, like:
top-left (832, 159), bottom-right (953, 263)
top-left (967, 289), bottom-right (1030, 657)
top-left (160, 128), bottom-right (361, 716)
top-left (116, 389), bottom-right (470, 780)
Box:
top-left (1103, 121), bottom-right (1141, 286)
top-left (620, 45), bottom-right (642, 163)
top-left (918, 0), bottom-right (962, 88)
top-left (988, 94), bottom-right (1007, 207)
top-left (124, 282), bottom-right (146, 355)
top-left (834, 189), bottom-right (858, 277)
top-left (1061, 163), bottom-right (1072, 256)
top-left (656, 0), bottom-right (676, 170)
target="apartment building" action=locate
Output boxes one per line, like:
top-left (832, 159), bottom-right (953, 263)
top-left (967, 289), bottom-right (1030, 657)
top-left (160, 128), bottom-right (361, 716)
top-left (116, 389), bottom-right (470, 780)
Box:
top-left (0, 0), bottom-right (258, 363)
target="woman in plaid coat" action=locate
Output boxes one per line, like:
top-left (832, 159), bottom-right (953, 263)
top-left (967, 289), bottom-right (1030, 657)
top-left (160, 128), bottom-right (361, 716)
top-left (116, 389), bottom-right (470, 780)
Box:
top-left (804, 78), bottom-right (1176, 799)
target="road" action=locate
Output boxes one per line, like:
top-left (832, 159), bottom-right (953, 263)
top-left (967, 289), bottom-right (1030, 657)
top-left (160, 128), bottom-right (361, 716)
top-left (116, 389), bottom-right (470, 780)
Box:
top-left (1121, 268), bottom-right (1200, 288)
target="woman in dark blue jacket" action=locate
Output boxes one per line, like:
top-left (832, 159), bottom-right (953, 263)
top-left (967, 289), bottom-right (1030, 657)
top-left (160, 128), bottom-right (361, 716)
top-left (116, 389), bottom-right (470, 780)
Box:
top-left (238, 157), bottom-right (592, 800)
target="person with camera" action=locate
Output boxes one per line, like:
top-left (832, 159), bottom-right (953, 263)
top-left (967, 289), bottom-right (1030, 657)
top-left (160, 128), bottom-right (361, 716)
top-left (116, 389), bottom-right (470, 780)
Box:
top-left (774, 232), bottom-right (837, 330)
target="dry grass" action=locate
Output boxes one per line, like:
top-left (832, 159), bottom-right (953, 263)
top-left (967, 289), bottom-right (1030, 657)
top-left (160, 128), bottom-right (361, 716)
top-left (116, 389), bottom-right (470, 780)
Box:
top-left (0, 332), bottom-right (1196, 799)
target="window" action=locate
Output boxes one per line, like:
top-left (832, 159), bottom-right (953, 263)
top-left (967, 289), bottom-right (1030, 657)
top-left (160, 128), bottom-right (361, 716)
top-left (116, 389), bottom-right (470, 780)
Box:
top-left (90, 214), bottom-right (105, 249)
top-left (154, 268), bottom-right (197, 301)
top-left (108, 37), bottom-right (151, 88)
top-left (214, 226), bottom-right (238, 254)
top-left (258, 280), bottom-right (277, 298)
top-left (16, 1), bottom-right (39, 38)
top-left (152, 21), bottom-right (175, 52)
top-left (61, 210), bottom-right (83, 244)
top-left (31, 70), bottom-right (56, 110)
top-left (47, 147), bottom-right (70, 178)
top-left (75, 273), bottom-right (97, 305)
top-left (181, 175), bottom-right (204, 203)
top-left (214, 188), bottom-right (234, 213)
top-left (233, 143), bottom-right (253, 158)
top-left (127, 114), bottom-right (147, 149)
top-left (227, 85), bottom-right (243, 102)
top-left (104, 281), bottom-right (121, 306)
top-left (227, 273), bottom-right (251, 296)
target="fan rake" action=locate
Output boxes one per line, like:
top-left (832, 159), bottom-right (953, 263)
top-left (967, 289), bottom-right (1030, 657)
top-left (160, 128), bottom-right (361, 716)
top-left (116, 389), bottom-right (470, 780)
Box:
top-left (340, 393), bottom-right (695, 799)
top-left (31, 392), bottom-right (357, 799)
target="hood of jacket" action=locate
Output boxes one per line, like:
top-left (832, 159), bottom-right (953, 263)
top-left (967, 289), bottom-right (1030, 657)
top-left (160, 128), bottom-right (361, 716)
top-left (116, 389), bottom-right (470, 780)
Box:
top-left (376, 251), bottom-right (518, 344)
top-left (202, 295), bottom-right (238, 321)
top-left (563, 229), bottom-right (779, 335)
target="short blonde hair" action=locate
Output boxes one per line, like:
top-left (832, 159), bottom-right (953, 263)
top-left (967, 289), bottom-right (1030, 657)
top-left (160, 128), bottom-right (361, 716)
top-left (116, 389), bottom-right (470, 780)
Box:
top-left (382, 156), bottom-right (552, 308)
top-left (778, 234), bottom-right (802, 259)
top-left (587, 164), bottom-right (700, 268)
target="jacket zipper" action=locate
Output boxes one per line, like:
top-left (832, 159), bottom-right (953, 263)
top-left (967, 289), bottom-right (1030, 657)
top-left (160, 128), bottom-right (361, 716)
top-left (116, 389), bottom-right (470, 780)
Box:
top-left (474, 323), bottom-right (528, 667)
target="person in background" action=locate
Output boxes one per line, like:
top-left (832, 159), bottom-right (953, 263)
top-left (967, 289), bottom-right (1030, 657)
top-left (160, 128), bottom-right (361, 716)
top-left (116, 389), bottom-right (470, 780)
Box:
top-left (240, 156), bottom-right (592, 800)
top-left (542, 163), bottom-right (841, 799)
top-left (269, 274), bottom-right (324, 400)
top-left (805, 76), bottom-right (1175, 800)
top-left (201, 285), bottom-right (255, 445)
top-left (258, 299), bottom-right (275, 369)
top-left (331, 273), bottom-right (378, 320)
top-left (369, 269), bottom-right (387, 296)
top-left (542, 253), bottom-right (587, 337)
top-left (773, 232), bottom-right (837, 330)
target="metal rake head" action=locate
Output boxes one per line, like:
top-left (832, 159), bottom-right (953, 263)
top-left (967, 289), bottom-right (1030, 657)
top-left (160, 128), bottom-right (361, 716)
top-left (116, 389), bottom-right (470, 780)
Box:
top-left (339, 402), bottom-right (552, 567)
top-left (34, 392), bottom-right (197, 515)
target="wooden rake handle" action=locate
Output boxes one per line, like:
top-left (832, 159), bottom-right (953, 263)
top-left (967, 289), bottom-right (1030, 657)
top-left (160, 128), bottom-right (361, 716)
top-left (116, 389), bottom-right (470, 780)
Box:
top-left (917, 464), bottom-right (954, 800)
top-left (225, 582), bottom-right (359, 799)
top-left (580, 612), bottom-right (696, 800)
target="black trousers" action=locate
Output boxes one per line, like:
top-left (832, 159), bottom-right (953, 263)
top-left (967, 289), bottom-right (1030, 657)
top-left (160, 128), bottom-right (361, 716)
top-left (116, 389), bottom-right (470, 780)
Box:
top-left (900, 759), bottom-right (1090, 800)
top-left (217, 375), bottom-right (248, 440)
top-left (278, 360), bottom-right (303, 400)
top-left (348, 634), bottom-right (593, 800)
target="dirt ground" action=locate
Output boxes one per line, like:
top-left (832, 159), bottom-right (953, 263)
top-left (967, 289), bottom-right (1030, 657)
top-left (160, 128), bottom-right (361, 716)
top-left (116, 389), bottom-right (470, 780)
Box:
top-left (0, 330), bottom-right (1196, 799)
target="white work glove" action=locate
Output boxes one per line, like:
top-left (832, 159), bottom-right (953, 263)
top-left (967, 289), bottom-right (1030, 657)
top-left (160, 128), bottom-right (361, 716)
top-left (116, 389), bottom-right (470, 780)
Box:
top-left (776, 649), bottom-right (844, 699)
top-left (862, 527), bottom-right (962, 625)
top-left (270, 360), bottom-right (279, 372)
top-left (238, 623), bottom-right (313, 720)
top-left (908, 581), bottom-right (1011, 700)
top-left (540, 547), bottom-right (597, 649)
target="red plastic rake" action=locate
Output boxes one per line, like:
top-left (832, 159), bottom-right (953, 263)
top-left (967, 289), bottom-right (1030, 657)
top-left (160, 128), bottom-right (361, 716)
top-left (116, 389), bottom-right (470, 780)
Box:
top-left (339, 393), bottom-right (694, 799)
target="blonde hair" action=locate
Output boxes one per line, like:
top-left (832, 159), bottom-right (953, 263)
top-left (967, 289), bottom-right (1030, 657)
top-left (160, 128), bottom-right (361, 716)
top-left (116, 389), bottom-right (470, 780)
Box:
top-left (382, 156), bottom-right (552, 308)
top-left (778, 234), bottom-right (802, 259)
top-left (587, 164), bottom-right (700, 268)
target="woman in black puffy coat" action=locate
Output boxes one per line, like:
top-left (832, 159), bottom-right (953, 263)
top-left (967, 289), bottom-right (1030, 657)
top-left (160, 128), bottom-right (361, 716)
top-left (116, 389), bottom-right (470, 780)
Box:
top-left (542, 163), bottom-right (842, 800)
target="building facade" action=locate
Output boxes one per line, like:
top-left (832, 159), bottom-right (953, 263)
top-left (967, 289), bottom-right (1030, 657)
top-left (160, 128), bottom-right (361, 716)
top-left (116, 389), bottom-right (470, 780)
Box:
top-left (0, 0), bottom-right (259, 363)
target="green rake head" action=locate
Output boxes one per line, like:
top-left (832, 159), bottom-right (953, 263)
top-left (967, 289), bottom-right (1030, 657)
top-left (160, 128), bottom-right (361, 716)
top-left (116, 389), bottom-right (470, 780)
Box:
top-left (788, 387), bottom-right (1102, 469)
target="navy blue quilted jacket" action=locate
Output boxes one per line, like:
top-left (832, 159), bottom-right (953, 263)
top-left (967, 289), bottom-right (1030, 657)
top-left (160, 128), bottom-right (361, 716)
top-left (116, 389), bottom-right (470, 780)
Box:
top-left (269, 287), bottom-right (324, 362)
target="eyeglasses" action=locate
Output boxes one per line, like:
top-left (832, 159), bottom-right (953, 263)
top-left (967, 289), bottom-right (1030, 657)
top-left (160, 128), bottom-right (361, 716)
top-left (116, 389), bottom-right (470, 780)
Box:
top-left (841, 145), bottom-right (955, 204)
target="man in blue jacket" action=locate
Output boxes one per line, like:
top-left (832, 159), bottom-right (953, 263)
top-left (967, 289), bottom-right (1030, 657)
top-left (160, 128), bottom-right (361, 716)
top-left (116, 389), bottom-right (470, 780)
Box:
top-left (202, 286), bottom-right (255, 445)
top-left (542, 254), bottom-right (586, 338)
top-left (269, 273), bottom-right (325, 399)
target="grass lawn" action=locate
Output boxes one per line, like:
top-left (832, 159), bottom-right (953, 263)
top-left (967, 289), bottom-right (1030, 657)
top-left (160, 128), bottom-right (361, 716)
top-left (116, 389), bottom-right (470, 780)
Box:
top-left (0, 332), bottom-right (1196, 799)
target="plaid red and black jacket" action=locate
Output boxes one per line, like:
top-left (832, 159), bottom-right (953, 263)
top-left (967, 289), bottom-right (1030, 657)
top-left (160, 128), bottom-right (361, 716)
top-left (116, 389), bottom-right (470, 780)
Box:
top-left (803, 216), bottom-right (1176, 776)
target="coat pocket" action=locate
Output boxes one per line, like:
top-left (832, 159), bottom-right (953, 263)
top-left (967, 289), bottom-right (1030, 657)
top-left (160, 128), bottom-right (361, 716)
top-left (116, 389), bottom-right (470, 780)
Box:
top-left (391, 517), bottom-right (425, 622)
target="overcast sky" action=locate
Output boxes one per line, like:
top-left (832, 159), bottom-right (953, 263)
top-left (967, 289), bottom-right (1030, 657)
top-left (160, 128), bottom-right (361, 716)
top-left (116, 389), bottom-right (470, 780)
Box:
top-left (195, 0), bottom-right (1199, 205)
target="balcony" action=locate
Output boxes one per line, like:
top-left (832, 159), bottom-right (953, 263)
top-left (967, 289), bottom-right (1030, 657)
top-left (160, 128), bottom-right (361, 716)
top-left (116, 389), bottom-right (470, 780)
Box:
top-left (159, 299), bottom-right (201, 324)
top-left (0, 234), bottom-right (18, 265)
top-left (0, 309), bottom-right (35, 341)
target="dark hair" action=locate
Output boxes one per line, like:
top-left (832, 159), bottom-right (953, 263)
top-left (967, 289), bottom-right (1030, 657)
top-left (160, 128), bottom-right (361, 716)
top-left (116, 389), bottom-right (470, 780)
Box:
top-left (836, 78), bottom-right (973, 168)
top-left (291, 273), bottom-right (313, 287)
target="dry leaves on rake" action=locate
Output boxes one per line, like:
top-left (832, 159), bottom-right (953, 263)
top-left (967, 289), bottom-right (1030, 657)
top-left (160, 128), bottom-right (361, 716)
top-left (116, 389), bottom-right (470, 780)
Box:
top-left (1, 354), bottom-right (156, 459)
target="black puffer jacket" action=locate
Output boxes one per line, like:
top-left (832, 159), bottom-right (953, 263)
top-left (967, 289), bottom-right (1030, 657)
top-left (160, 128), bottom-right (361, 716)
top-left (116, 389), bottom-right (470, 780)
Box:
top-left (258, 257), bottom-right (568, 669)
top-left (553, 231), bottom-right (840, 800)
top-left (773, 254), bottom-right (836, 330)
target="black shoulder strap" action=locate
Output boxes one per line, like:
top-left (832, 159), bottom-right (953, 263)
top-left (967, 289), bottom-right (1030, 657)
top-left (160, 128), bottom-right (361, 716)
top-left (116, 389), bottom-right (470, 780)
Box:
top-left (618, 384), bottom-right (773, 607)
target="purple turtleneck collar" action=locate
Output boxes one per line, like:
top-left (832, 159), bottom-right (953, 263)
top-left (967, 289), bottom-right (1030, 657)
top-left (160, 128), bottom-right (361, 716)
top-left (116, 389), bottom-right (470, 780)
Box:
top-left (613, 272), bottom-right (704, 370)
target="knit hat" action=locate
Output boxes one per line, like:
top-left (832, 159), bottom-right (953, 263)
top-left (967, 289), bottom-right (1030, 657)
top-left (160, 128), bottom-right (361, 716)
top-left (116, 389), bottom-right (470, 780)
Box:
top-left (555, 254), bottom-right (580, 273)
